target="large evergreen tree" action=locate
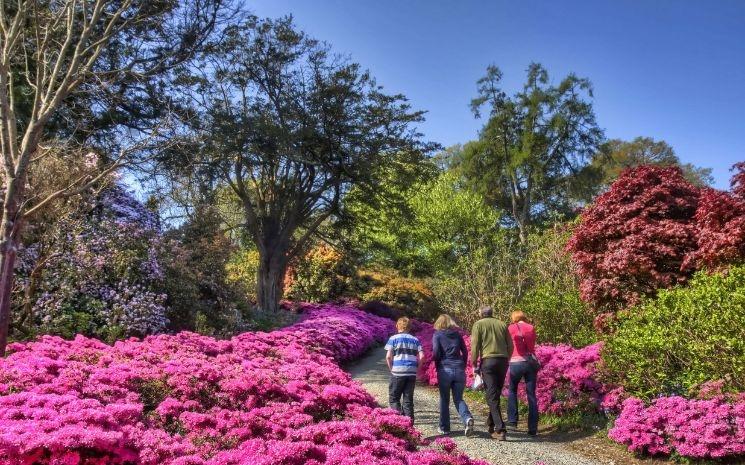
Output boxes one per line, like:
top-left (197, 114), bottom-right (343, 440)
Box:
top-left (455, 64), bottom-right (603, 242)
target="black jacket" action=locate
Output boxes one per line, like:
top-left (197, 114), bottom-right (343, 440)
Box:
top-left (432, 329), bottom-right (468, 369)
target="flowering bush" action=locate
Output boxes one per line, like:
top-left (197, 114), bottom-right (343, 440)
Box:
top-left (357, 269), bottom-right (439, 321)
top-left (18, 186), bottom-right (169, 342)
top-left (0, 304), bottom-right (488, 465)
top-left (609, 395), bottom-right (745, 459)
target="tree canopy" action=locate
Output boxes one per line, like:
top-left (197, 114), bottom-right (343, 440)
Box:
top-left (162, 16), bottom-right (431, 311)
top-left (454, 63), bottom-right (603, 242)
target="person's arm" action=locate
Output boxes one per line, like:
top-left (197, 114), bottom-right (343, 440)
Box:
top-left (470, 323), bottom-right (481, 369)
top-left (459, 334), bottom-right (468, 364)
top-left (417, 340), bottom-right (425, 362)
top-left (505, 325), bottom-right (514, 358)
top-left (432, 333), bottom-right (442, 362)
top-left (386, 348), bottom-right (394, 371)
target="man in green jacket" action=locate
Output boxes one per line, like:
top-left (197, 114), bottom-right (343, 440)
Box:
top-left (471, 305), bottom-right (513, 440)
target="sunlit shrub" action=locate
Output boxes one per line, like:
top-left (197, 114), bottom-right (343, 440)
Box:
top-left (357, 269), bottom-right (439, 321)
top-left (602, 265), bottom-right (745, 399)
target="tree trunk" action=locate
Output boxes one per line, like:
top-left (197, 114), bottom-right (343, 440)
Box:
top-left (0, 178), bottom-right (24, 356)
top-left (256, 254), bottom-right (287, 313)
top-left (0, 240), bottom-right (17, 356)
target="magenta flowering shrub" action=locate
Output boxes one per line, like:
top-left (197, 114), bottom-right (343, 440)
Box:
top-left (609, 395), bottom-right (745, 459)
top-left (0, 304), bottom-right (488, 465)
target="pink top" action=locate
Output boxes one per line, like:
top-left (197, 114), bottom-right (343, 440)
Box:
top-left (508, 322), bottom-right (536, 363)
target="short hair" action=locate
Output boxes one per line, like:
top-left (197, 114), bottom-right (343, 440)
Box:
top-left (396, 317), bottom-right (411, 332)
top-left (434, 314), bottom-right (457, 330)
top-left (479, 306), bottom-right (493, 317)
top-left (511, 310), bottom-right (529, 323)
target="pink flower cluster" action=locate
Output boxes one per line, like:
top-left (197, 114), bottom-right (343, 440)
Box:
top-left (0, 304), bottom-right (488, 465)
top-left (609, 395), bottom-right (745, 458)
top-left (411, 322), bottom-right (611, 414)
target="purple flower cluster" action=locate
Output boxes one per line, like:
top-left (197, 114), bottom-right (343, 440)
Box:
top-left (22, 185), bottom-right (169, 339)
top-left (0, 304), bottom-right (488, 465)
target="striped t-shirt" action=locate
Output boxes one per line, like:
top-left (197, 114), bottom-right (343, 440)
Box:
top-left (385, 333), bottom-right (423, 377)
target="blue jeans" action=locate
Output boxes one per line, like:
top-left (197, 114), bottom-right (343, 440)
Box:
top-left (436, 365), bottom-right (472, 431)
top-left (507, 361), bottom-right (538, 433)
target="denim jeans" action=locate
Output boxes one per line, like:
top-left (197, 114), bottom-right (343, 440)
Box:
top-left (481, 357), bottom-right (509, 433)
top-left (436, 365), bottom-right (472, 431)
top-left (507, 361), bottom-right (539, 433)
top-left (389, 375), bottom-right (416, 421)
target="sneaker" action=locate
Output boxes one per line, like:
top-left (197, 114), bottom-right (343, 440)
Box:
top-left (465, 418), bottom-right (475, 437)
top-left (528, 430), bottom-right (538, 436)
top-left (438, 428), bottom-right (449, 435)
top-left (506, 422), bottom-right (518, 430)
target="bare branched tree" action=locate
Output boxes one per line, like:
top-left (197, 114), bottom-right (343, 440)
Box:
top-left (0, 0), bottom-right (227, 354)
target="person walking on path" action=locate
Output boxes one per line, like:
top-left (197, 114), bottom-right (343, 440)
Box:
top-left (471, 306), bottom-right (513, 441)
top-left (507, 310), bottom-right (539, 435)
top-left (385, 316), bottom-right (424, 421)
top-left (432, 314), bottom-right (475, 437)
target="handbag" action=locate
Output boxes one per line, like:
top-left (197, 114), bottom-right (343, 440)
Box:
top-left (516, 322), bottom-right (541, 372)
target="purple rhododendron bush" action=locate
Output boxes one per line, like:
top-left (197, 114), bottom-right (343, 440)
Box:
top-left (412, 321), bottom-right (745, 460)
top-left (0, 304), bottom-right (488, 465)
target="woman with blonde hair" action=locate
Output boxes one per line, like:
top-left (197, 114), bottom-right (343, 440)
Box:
top-left (506, 310), bottom-right (539, 435)
top-left (432, 314), bottom-right (474, 436)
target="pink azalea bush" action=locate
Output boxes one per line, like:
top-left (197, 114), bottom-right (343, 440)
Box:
top-left (0, 304), bottom-right (488, 465)
top-left (609, 394), bottom-right (745, 459)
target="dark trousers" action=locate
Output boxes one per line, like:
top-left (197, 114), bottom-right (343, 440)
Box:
top-left (507, 361), bottom-right (539, 433)
top-left (481, 357), bottom-right (509, 433)
top-left (436, 365), bottom-right (472, 431)
top-left (389, 375), bottom-right (416, 421)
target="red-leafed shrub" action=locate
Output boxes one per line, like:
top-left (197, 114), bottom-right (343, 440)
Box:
top-left (683, 186), bottom-right (745, 270)
top-left (567, 166), bottom-right (700, 315)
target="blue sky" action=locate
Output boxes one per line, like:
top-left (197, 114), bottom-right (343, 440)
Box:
top-left (250, 0), bottom-right (745, 189)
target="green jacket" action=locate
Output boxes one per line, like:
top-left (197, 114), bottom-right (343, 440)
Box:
top-left (470, 317), bottom-right (513, 365)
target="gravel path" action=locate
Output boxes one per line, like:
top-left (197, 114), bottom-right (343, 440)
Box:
top-left (348, 347), bottom-right (606, 465)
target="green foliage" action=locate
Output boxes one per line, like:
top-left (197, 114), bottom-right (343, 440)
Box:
top-left (286, 244), bottom-right (354, 302)
top-left (519, 285), bottom-right (597, 348)
top-left (518, 225), bottom-right (597, 347)
top-left (347, 171), bottom-right (500, 277)
top-left (225, 249), bottom-right (260, 301)
top-left (356, 269), bottom-right (439, 321)
top-left (591, 137), bottom-right (713, 188)
top-left (602, 265), bottom-right (745, 399)
top-left (458, 63), bottom-right (603, 240)
top-left (432, 233), bottom-right (527, 329)
top-left (161, 207), bottom-right (252, 336)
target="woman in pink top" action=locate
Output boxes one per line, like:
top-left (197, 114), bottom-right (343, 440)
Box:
top-left (506, 310), bottom-right (538, 435)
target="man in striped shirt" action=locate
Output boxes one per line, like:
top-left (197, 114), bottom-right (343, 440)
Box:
top-left (385, 317), bottom-right (424, 421)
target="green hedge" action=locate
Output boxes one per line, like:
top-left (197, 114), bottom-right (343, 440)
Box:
top-left (601, 264), bottom-right (745, 399)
